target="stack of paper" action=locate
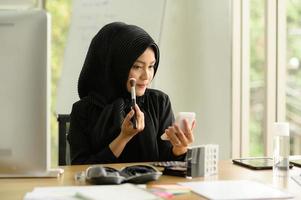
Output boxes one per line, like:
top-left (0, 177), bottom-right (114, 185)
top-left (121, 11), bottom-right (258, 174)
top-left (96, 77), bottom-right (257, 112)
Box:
top-left (24, 183), bottom-right (160, 200)
top-left (178, 180), bottom-right (293, 199)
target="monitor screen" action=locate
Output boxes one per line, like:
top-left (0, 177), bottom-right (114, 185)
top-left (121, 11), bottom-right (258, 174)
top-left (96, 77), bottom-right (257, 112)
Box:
top-left (0, 10), bottom-right (50, 176)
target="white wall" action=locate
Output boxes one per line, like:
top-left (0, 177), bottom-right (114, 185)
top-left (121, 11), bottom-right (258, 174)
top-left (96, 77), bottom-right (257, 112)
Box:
top-left (154, 0), bottom-right (232, 159)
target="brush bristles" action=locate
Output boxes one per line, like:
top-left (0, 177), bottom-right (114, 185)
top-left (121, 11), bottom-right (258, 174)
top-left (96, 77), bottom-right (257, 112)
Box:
top-left (129, 78), bottom-right (136, 87)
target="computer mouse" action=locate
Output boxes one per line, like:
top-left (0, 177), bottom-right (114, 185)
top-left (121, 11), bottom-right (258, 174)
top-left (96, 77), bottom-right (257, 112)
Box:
top-left (85, 166), bottom-right (124, 185)
top-left (86, 165), bottom-right (107, 178)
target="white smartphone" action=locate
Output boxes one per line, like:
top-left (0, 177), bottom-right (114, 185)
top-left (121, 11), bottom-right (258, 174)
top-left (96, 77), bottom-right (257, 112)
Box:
top-left (161, 112), bottom-right (196, 140)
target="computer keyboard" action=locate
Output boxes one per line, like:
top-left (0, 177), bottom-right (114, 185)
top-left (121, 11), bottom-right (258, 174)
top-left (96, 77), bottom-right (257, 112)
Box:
top-left (152, 161), bottom-right (186, 168)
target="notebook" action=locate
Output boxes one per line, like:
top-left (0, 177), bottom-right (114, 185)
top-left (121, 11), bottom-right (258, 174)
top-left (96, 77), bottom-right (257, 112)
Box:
top-left (290, 159), bottom-right (301, 168)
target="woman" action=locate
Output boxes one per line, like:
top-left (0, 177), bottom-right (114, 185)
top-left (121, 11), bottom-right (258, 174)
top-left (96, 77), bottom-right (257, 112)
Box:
top-left (68, 22), bottom-right (195, 164)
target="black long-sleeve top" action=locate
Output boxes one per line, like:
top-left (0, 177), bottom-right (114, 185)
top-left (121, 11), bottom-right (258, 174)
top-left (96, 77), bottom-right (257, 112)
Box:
top-left (68, 89), bottom-right (185, 164)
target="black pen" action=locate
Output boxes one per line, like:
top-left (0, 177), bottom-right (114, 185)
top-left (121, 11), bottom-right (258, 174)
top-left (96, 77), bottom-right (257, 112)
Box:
top-left (129, 78), bottom-right (137, 129)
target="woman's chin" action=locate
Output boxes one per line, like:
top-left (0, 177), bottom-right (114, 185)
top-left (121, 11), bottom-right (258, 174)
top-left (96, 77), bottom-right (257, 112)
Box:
top-left (136, 89), bottom-right (146, 96)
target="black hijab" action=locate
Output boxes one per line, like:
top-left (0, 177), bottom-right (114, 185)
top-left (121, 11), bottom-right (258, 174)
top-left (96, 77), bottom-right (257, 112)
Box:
top-left (78, 22), bottom-right (160, 106)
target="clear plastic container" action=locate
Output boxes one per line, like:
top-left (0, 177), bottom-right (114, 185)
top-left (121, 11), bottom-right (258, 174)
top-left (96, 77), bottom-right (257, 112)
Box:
top-left (273, 122), bottom-right (290, 177)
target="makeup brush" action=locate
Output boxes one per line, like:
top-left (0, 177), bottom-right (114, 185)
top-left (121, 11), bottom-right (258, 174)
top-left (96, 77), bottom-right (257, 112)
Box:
top-left (129, 78), bottom-right (137, 129)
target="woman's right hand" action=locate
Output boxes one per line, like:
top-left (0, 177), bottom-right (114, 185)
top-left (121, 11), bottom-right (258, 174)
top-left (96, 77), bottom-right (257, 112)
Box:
top-left (109, 104), bottom-right (145, 158)
top-left (120, 104), bottom-right (145, 139)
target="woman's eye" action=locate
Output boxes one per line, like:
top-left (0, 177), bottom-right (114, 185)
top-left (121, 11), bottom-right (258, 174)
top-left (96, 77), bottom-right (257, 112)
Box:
top-left (133, 65), bottom-right (142, 69)
top-left (149, 65), bottom-right (154, 69)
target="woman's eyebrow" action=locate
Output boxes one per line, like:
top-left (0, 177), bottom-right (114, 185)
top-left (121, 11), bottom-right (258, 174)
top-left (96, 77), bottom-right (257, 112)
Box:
top-left (135, 60), bottom-right (156, 65)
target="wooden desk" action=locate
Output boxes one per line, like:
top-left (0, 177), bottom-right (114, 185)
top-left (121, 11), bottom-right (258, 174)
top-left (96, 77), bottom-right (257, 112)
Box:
top-left (0, 160), bottom-right (300, 200)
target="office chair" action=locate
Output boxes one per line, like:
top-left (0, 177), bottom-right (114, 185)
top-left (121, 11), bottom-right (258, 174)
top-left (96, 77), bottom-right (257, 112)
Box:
top-left (57, 114), bottom-right (71, 165)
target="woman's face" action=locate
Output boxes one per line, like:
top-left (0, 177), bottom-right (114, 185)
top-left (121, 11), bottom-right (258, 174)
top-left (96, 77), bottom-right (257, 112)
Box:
top-left (127, 47), bottom-right (156, 96)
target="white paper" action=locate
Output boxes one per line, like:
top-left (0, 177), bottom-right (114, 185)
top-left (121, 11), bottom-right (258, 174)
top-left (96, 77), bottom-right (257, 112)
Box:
top-left (291, 175), bottom-right (301, 186)
top-left (24, 183), bottom-right (159, 200)
top-left (178, 180), bottom-right (293, 200)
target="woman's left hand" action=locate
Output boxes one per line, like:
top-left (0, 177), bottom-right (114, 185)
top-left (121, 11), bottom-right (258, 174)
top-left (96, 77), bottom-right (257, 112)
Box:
top-left (164, 119), bottom-right (196, 156)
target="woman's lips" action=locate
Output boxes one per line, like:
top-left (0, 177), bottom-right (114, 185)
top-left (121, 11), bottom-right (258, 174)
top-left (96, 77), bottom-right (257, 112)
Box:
top-left (136, 84), bottom-right (147, 89)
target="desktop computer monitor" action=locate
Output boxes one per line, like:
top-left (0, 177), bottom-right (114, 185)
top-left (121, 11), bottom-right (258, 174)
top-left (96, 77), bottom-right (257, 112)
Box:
top-left (0, 9), bottom-right (58, 177)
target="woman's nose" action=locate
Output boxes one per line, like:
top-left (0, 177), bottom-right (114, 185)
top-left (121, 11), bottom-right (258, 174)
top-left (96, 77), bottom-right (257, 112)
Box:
top-left (141, 69), bottom-right (150, 80)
